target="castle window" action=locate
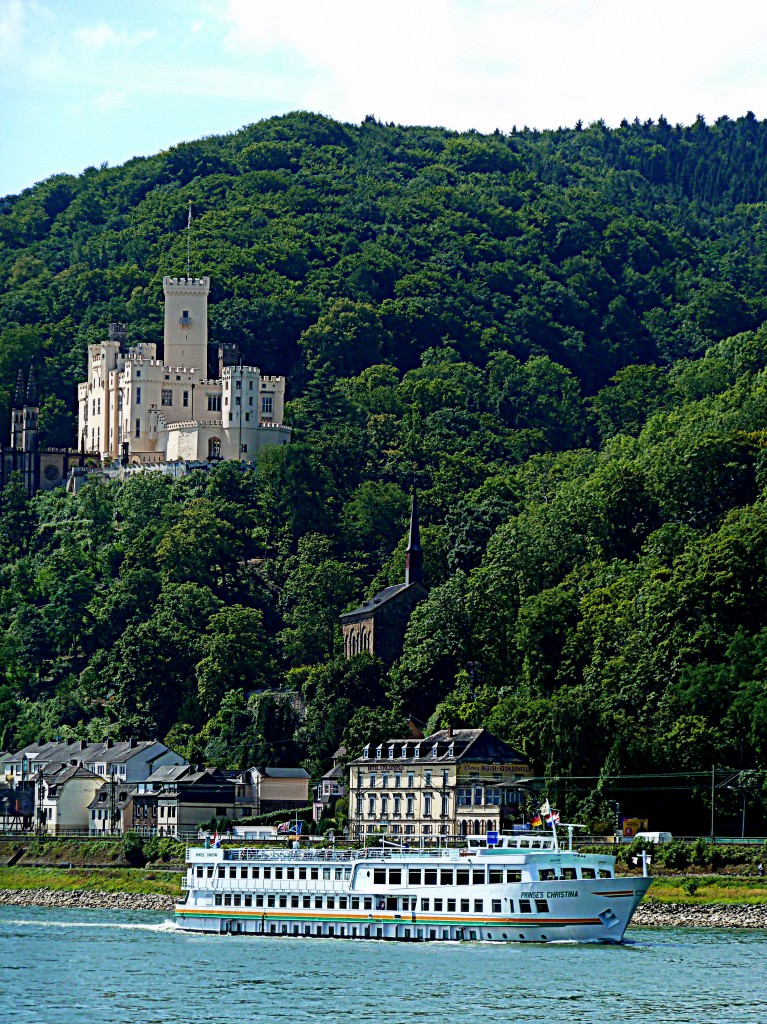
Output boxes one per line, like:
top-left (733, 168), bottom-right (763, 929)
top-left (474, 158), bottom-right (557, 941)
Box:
top-left (235, 397), bottom-right (241, 406)
top-left (135, 419), bottom-right (140, 438)
top-left (206, 394), bottom-right (221, 412)
top-left (245, 413), bottom-right (250, 422)
top-left (183, 391), bottom-right (189, 407)
top-left (136, 371), bottom-right (141, 378)
top-left (235, 380), bottom-right (241, 389)
top-left (136, 387), bottom-right (141, 405)
top-left (249, 381), bottom-right (253, 390)
top-left (261, 395), bottom-right (273, 415)
top-left (161, 390), bottom-right (173, 407)
top-left (249, 397), bottom-right (253, 406)
top-left (208, 438), bottom-right (221, 458)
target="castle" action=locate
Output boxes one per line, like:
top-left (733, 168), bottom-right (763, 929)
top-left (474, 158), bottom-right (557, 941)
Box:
top-left (77, 276), bottom-right (290, 465)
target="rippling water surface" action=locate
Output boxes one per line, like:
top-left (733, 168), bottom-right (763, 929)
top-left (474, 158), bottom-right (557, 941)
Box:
top-left (1, 906), bottom-right (765, 1023)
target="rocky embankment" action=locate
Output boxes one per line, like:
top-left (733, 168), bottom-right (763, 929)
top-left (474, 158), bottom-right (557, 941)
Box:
top-left (0, 888), bottom-right (176, 911)
top-left (0, 888), bottom-right (766, 927)
top-left (632, 901), bottom-right (767, 929)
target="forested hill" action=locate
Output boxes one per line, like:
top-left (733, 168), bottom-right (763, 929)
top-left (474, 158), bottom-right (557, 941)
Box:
top-left (2, 111), bottom-right (767, 830)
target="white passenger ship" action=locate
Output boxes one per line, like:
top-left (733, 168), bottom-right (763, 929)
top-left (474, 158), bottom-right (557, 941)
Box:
top-left (176, 830), bottom-right (652, 943)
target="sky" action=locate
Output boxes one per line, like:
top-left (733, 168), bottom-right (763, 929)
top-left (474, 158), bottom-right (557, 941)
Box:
top-left (2, 0), bottom-right (767, 197)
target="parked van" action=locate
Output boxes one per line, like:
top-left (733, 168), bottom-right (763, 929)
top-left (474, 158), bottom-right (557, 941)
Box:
top-left (634, 831), bottom-right (672, 844)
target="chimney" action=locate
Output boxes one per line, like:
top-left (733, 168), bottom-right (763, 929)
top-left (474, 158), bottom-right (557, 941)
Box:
top-left (447, 725), bottom-right (453, 739)
top-left (129, 737), bottom-right (137, 749)
top-left (70, 759), bottom-right (78, 766)
top-left (105, 738), bottom-right (114, 749)
top-left (80, 740), bottom-right (87, 750)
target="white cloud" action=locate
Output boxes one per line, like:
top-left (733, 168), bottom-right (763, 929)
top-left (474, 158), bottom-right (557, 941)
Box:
top-left (217, 0), bottom-right (767, 130)
top-left (74, 22), bottom-right (156, 50)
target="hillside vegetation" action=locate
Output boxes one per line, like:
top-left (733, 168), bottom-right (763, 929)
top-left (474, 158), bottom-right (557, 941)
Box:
top-left (2, 111), bottom-right (767, 831)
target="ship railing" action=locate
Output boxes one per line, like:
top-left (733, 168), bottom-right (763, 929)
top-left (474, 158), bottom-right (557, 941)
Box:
top-left (210, 845), bottom-right (464, 863)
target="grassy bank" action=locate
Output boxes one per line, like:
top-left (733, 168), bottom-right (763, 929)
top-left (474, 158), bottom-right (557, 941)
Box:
top-left (640, 876), bottom-right (767, 906)
top-left (0, 866), bottom-right (183, 896)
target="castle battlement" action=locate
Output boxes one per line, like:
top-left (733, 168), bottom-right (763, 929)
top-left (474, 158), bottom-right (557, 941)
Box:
top-left (163, 276), bottom-right (210, 290)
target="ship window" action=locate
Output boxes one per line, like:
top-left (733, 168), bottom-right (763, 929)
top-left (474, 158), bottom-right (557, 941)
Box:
top-left (322, 868), bottom-right (330, 880)
top-left (374, 869), bottom-right (386, 885)
top-left (447, 899), bottom-right (456, 912)
top-left (229, 867), bottom-right (237, 878)
top-left (299, 868), bottom-right (306, 880)
top-left (472, 870), bottom-right (485, 885)
top-left (519, 899), bottom-right (532, 913)
top-left (408, 869), bottom-right (422, 885)
top-left (421, 899), bottom-right (430, 911)
top-left (240, 867), bottom-right (248, 878)
top-left (327, 897), bottom-right (335, 909)
top-left (506, 870), bottom-right (522, 883)
top-left (492, 899), bottom-right (502, 913)
top-left (488, 868), bottom-right (503, 884)
top-left (291, 896), bottom-right (299, 908)
top-left (535, 899), bottom-right (549, 913)
top-left (311, 868), bottom-right (318, 880)
top-left (217, 867), bottom-right (225, 878)
top-left (389, 869), bottom-right (402, 885)
top-left (267, 895), bottom-right (275, 908)
top-left (352, 897), bottom-right (360, 909)
top-left (456, 869), bottom-right (469, 886)
top-left (302, 896), bottom-right (310, 908)
top-left (562, 867), bottom-right (577, 880)
top-left (314, 896), bottom-right (323, 909)
top-left (460, 899), bottom-right (470, 913)
top-left (539, 869), bottom-right (555, 881)
top-left (244, 895), bottom-right (252, 907)
top-left (440, 870), bottom-right (454, 886)
top-left (224, 895), bottom-right (231, 907)
top-left (339, 897), bottom-right (347, 909)
top-left (234, 895), bottom-right (241, 907)
top-left (263, 868), bottom-right (271, 879)
top-left (255, 895), bottom-right (264, 908)
top-left (581, 868), bottom-right (596, 879)
top-left (287, 868), bottom-right (295, 880)
top-left (206, 867), bottom-right (213, 878)
top-left (364, 898), bottom-right (373, 910)
top-left (424, 870), bottom-right (438, 886)
top-left (335, 868), bottom-right (343, 880)
top-left (252, 867), bottom-right (260, 879)
top-left (214, 895), bottom-right (222, 906)
top-left (599, 869), bottom-right (613, 878)
top-left (275, 868), bottom-right (283, 880)
top-left (196, 866), bottom-right (203, 878)
top-left (434, 899), bottom-right (443, 912)
top-left (474, 900), bottom-right (483, 913)
top-left (344, 868), bottom-right (351, 880)
top-left (279, 895), bottom-right (287, 908)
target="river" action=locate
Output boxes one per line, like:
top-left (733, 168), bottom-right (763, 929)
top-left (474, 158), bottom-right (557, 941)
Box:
top-left (1, 906), bottom-right (765, 1023)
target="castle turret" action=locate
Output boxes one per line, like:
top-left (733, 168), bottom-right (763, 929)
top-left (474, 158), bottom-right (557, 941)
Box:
top-left (404, 488), bottom-right (423, 586)
top-left (162, 276), bottom-right (210, 371)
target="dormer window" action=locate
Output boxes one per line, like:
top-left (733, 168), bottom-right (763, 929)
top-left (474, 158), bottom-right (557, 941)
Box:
top-left (448, 744), bottom-right (454, 757)
top-left (388, 746), bottom-right (394, 759)
top-left (431, 744), bottom-right (439, 759)
top-left (414, 745), bottom-right (421, 759)
top-left (400, 746), bottom-right (408, 759)
top-left (363, 745), bottom-right (370, 759)
top-left (375, 745), bottom-right (383, 760)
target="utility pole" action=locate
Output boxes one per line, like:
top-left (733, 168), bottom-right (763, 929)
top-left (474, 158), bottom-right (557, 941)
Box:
top-left (710, 766), bottom-right (715, 841)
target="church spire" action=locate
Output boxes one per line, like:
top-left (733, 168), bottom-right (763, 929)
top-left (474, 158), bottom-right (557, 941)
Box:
top-left (25, 363), bottom-right (37, 407)
top-left (404, 487), bottom-right (423, 586)
top-left (13, 368), bottom-right (25, 409)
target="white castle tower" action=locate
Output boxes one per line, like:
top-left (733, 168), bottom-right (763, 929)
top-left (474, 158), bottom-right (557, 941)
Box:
top-left (163, 276), bottom-right (209, 371)
top-left (77, 276), bottom-right (289, 466)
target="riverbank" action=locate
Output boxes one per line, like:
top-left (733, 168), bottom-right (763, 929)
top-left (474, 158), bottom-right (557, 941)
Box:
top-left (1, 886), bottom-right (766, 928)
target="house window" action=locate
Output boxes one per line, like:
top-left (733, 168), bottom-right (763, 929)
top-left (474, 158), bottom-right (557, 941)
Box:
top-left (261, 395), bottom-right (273, 415)
top-left (424, 795), bottom-right (432, 817)
top-left (425, 770), bottom-right (432, 786)
top-left (161, 390), bottom-right (173, 406)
